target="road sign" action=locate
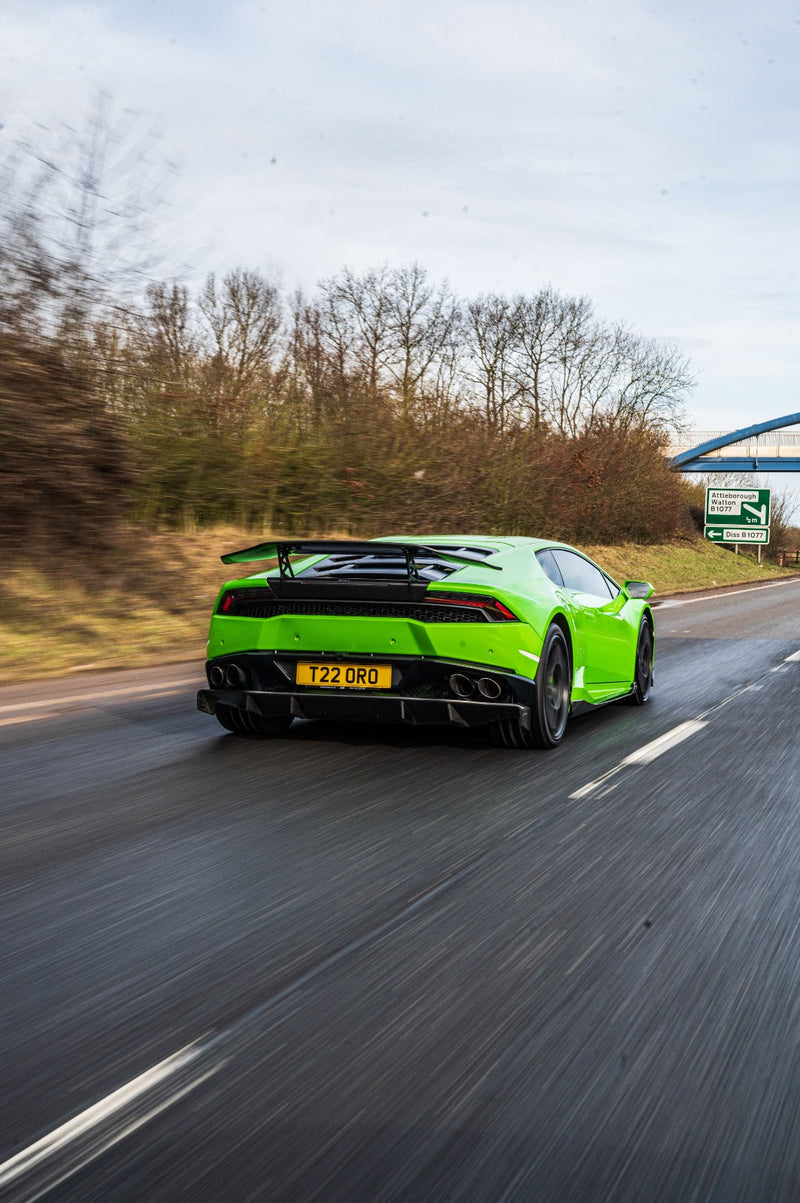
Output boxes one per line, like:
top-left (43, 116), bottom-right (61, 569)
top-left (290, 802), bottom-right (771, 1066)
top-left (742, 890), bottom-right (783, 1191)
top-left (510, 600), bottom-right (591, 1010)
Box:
top-left (704, 487), bottom-right (771, 529)
top-left (704, 526), bottom-right (770, 544)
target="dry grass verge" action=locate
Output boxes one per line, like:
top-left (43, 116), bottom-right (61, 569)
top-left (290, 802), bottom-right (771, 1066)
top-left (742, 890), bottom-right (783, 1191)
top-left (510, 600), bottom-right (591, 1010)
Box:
top-left (578, 538), bottom-right (797, 596)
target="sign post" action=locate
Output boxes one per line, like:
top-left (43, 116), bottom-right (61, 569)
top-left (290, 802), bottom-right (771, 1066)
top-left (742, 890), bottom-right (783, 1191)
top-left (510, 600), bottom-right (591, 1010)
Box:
top-left (704, 487), bottom-right (771, 554)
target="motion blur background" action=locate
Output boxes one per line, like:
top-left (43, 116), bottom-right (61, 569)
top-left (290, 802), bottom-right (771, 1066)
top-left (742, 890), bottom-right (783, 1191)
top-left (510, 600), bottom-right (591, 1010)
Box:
top-left (1, 1), bottom-right (798, 618)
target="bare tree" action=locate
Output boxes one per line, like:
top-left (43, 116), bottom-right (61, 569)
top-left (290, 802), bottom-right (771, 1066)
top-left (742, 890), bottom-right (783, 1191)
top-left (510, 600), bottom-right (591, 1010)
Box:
top-left (380, 264), bottom-right (459, 422)
top-left (197, 268), bottom-right (283, 423)
top-left (0, 93), bottom-right (173, 345)
top-left (106, 281), bottom-right (197, 429)
top-left (313, 264), bottom-right (460, 424)
top-left (143, 282), bottom-right (196, 382)
top-left (319, 266), bottom-right (391, 395)
top-left (509, 288), bottom-right (568, 431)
top-left (0, 96), bottom-right (171, 554)
top-left (601, 333), bottom-right (692, 434)
top-left (506, 289), bottom-right (692, 438)
top-left (462, 293), bottom-right (524, 430)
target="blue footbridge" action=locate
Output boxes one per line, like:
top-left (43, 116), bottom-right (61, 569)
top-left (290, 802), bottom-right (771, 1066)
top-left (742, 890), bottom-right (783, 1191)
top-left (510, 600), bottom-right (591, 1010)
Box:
top-left (670, 413), bottom-right (800, 472)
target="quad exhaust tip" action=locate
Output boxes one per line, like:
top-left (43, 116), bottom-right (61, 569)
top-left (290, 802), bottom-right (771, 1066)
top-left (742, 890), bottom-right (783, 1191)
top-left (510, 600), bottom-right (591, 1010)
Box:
top-left (209, 664), bottom-right (226, 687)
top-left (224, 663), bottom-right (247, 688)
top-left (449, 673), bottom-right (475, 698)
top-left (477, 677), bottom-right (502, 700)
top-left (449, 673), bottom-right (503, 701)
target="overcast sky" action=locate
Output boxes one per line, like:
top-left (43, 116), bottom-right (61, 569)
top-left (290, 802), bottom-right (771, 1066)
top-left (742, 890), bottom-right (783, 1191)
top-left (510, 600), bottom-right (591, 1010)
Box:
top-left (2, 0), bottom-right (799, 439)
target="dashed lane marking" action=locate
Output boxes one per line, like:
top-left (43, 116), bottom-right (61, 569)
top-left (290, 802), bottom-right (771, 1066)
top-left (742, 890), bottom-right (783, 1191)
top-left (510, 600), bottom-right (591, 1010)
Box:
top-left (619, 720), bottom-right (709, 765)
top-left (569, 720), bottom-right (708, 799)
top-left (0, 1042), bottom-right (220, 1198)
top-left (0, 861), bottom-right (478, 1199)
top-left (570, 643), bottom-right (800, 801)
top-left (0, 679), bottom-right (201, 718)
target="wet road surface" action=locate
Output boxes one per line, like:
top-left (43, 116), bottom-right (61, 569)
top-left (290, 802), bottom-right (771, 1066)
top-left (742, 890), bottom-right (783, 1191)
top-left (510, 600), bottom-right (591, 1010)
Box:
top-left (2, 578), bottom-right (800, 1200)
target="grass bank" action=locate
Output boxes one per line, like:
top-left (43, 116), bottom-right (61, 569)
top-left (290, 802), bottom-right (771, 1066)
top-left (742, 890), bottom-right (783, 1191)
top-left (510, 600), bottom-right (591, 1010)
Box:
top-left (2, 529), bottom-right (797, 684)
top-left (579, 539), bottom-right (797, 594)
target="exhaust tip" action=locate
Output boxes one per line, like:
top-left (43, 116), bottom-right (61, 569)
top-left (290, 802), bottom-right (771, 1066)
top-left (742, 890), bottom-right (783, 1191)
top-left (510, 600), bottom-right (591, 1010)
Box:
top-left (449, 673), bottom-right (475, 698)
top-left (477, 676), bottom-right (502, 700)
top-left (209, 664), bottom-right (225, 688)
top-left (225, 663), bottom-right (246, 688)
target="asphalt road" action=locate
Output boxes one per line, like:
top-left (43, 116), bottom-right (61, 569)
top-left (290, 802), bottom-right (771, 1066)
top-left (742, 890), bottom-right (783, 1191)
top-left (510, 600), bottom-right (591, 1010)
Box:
top-left (2, 578), bottom-right (800, 1202)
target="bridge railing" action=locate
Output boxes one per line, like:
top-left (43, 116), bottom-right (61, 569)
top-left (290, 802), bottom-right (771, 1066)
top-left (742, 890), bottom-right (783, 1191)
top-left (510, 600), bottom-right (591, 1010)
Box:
top-left (668, 430), bottom-right (800, 458)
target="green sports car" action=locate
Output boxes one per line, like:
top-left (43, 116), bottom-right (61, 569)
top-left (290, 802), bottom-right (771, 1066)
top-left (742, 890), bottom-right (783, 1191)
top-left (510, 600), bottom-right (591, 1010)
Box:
top-left (197, 536), bottom-right (654, 749)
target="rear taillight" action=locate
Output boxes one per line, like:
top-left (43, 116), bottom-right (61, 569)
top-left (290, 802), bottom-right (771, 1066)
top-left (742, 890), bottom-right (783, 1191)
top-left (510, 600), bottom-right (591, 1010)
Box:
top-left (216, 586), bottom-right (274, 615)
top-left (427, 592), bottom-right (520, 621)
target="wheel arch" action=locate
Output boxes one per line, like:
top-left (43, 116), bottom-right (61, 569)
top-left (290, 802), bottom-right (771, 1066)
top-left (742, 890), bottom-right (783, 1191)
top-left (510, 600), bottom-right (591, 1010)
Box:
top-left (622, 604), bottom-right (654, 684)
top-left (626, 606), bottom-right (656, 704)
top-left (547, 611), bottom-right (573, 681)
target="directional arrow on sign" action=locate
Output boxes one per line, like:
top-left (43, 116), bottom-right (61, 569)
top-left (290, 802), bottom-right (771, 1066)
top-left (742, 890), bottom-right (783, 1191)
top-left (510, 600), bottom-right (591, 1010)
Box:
top-left (705, 525), bottom-right (770, 543)
top-left (705, 487), bottom-right (771, 528)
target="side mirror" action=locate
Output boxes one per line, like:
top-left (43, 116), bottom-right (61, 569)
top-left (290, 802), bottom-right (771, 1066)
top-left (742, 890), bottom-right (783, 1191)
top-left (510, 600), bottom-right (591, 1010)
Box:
top-left (623, 580), bottom-right (654, 600)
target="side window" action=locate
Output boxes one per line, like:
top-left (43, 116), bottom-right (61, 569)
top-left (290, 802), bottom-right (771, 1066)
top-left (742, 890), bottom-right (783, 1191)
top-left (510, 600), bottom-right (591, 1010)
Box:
top-left (536, 548), bottom-right (564, 586)
top-left (603, 572), bottom-right (621, 600)
top-left (552, 550), bottom-right (614, 600)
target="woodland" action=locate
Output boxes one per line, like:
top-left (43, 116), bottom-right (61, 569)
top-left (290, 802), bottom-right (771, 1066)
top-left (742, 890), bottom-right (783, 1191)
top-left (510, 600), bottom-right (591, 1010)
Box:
top-left (0, 113), bottom-right (724, 567)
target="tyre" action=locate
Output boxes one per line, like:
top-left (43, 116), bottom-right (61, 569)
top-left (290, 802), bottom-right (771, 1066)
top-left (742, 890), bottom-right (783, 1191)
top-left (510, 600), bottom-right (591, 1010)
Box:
top-left (215, 704), bottom-right (292, 738)
top-left (492, 623), bottom-right (571, 749)
top-left (628, 617), bottom-right (654, 706)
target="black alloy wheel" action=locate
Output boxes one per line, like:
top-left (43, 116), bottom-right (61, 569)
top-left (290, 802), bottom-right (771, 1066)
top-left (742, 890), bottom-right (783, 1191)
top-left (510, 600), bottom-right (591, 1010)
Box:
top-left (492, 623), bottom-right (571, 750)
top-left (628, 617), bottom-right (654, 706)
top-left (533, 624), bottom-right (571, 746)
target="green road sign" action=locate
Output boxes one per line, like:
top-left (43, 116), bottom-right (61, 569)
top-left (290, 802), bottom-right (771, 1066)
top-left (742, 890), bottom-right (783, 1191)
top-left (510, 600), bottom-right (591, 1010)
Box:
top-left (704, 526), bottom-right (770, 544)
top-left (704, 487), bottom-right (771, 529)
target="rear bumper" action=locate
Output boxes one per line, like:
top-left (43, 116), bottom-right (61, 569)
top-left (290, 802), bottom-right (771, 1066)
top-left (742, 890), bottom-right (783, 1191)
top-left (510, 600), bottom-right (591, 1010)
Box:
top-left (197, 650), bottom-right (535, 730)
top-left (197, 687), bottom-right (530, 729)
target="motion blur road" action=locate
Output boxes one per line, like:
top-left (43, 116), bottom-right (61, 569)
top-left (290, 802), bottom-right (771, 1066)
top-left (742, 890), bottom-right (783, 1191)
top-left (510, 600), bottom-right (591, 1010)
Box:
top-left (2, 578), bottom-right (800, 1201)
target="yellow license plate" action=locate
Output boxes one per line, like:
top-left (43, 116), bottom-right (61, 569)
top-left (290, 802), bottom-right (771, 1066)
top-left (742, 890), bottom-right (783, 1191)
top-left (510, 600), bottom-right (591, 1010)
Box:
top-left (296, 662), bottom-right (392, 689)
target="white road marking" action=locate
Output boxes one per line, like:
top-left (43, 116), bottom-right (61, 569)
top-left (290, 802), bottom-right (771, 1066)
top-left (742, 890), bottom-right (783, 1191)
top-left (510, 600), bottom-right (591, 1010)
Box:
top-left (620, 720), bottom-right (708, 765)
top-left (0, 862), bottom-right (476, 1195)
top-left (656, 578), bottom-right (800, 608)
top-left (571, 647), bottom-right (799, 803)
top-left (0, 1042), bottom-right (220, 1195)
top-left (0, 678), bottom-right (200, 717)
top-left (570, 720), bottom-right (708, 799)
top-left (569, 771), bottom-right (620, 802)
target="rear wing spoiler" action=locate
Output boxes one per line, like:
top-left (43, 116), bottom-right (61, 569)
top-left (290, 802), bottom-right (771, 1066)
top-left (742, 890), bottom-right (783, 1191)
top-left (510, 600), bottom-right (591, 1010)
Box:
top-left (221, 539), bottom-right (501, 580)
